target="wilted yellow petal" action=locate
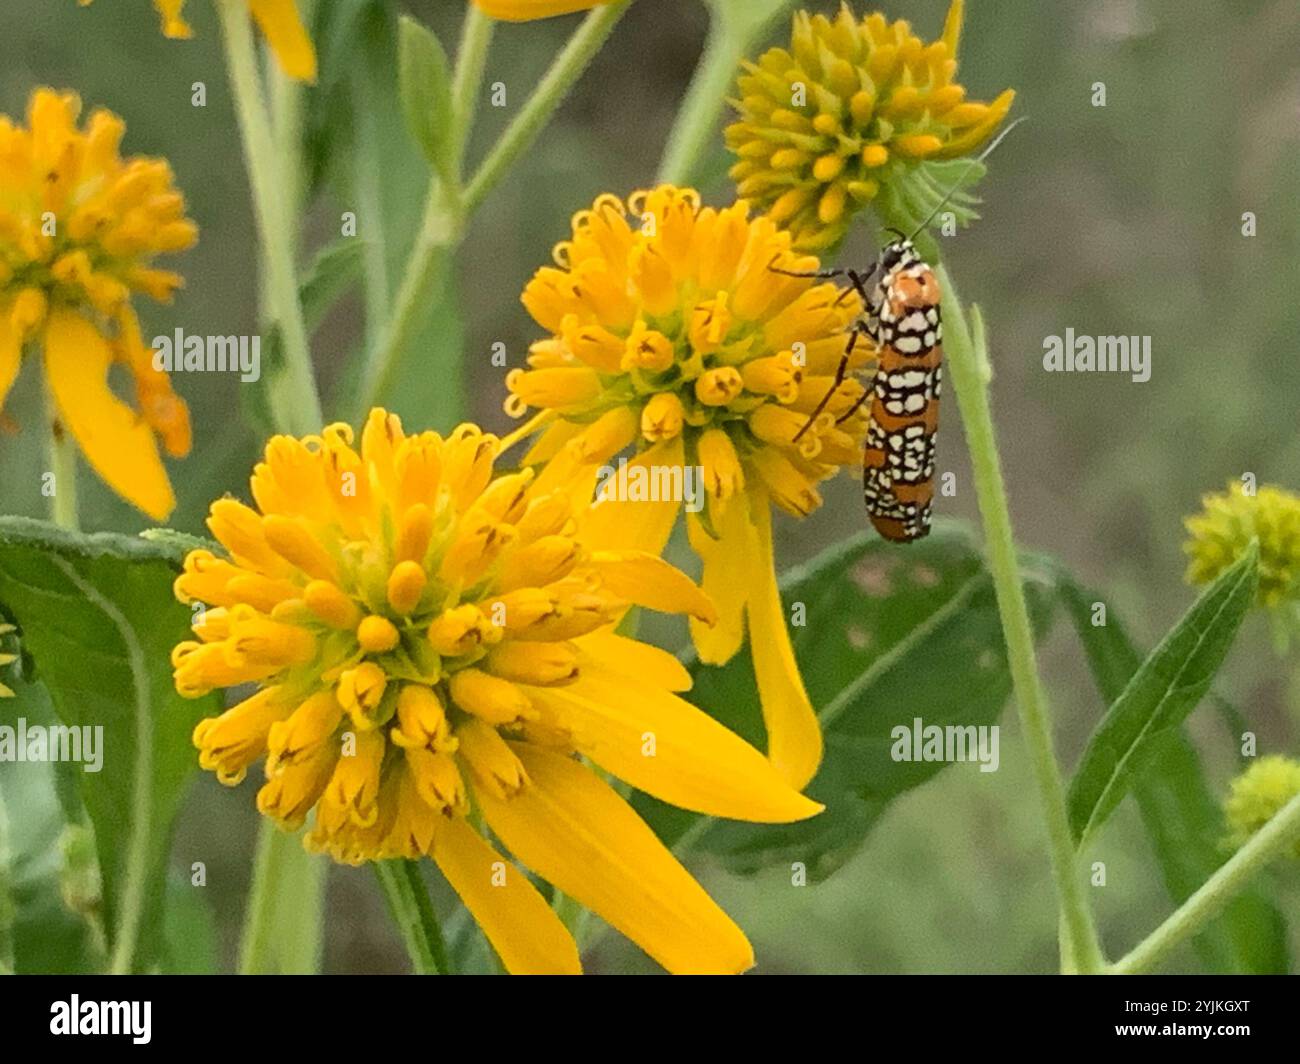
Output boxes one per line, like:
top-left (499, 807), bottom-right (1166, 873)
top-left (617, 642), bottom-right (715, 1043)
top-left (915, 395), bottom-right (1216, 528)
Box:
top-left (42, 310), bottom-right (176, 520)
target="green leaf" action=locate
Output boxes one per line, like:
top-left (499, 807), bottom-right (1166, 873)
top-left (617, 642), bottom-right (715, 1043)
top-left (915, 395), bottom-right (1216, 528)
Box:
top-left (161, 876), bottom-right (218, 975)
top-left (0, 670), bottom-right (100, 974)
top-left (1066, 543), bottom-right (1258, 847)
top-left (397, 15), bottom-right (455, 178)
top-left (0, 517), bottom-right (219, 973)
top-left (315, 3), bottom-right (466, 429)
top-left (304, 0), bottom-right (385, 196)
top-left (1059, 578), bottom-right (1287, 973)
top-left (298, 237), bottom-right (367, 327)
top-left (635, 521), bottom-right (1056, 879)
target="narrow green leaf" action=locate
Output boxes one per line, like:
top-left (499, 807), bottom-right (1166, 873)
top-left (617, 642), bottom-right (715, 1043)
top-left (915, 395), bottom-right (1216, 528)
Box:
top-left (0, 518), bottom-right (218, 973)
top-left (298, 238), bottom-right (367, 327)
top-left (398, 15), bottom-right (455, 177)
top-left (1067, 543), bottom-right (1258, 846)
top-left (1060, 578), bottom-right (1287, 973)
top-left (636, 521), bottom-right (1055, 879)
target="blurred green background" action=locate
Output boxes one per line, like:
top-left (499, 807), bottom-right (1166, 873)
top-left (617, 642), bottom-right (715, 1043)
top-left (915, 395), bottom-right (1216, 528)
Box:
top-left (1, 0), bottom-right (1297, 973)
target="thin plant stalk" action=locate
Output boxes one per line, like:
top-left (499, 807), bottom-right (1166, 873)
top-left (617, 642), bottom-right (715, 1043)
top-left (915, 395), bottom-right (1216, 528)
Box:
top-left (938, 268), bottom-right (1105, 974)
top-left (355, 8), bottom-right (496, 416)
top-left (658, 0), bottom-right (798, 185)
top-left (460, 2), bottom-right (631, 215)
top-left (215, 0), bottom-right (323, 437)
top-left (216, 0), bottom-right (328, 974)
top-left (361, 3), bottom-right (627, 416)
top-left (1112, 790), bottom-right (1300, 974)
top-left (375, 860), bottom-right (450, 975)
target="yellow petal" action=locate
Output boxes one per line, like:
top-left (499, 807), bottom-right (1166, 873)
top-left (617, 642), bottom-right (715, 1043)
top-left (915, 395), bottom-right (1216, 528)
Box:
top-left (433, 815), bottom-right (581, 975)
top-left (248, 0), bottom-right (318, 82)
top-left (936, 89), bottom-right (1016, 158)
top-left (42, 310), bottom-right (175, 521)
top-left (687, 500), bottom-right (755, 665)
top-left (574, 628), bottom-right (692, 692)
top-left (578, 436), bottom-right (683, 554)
top-left (0, 311), bottom-right (21, 410)
top-left (748, 492), bottom-right (822, 788)
top-left (477, 744), bottom-right (754, 975)
top-left (941, 0), bottom-right (964, 56)
top-left (589, 549), bottom-right (717, 624)
top-left (525, 667), bottom-right (822, 823)
top-left (473, 0), bottom-right (611, 21)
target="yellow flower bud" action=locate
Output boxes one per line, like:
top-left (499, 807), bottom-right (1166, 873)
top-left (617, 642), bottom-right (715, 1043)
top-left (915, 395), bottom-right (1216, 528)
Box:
top-left (641, 392), bottom-right (685, 443)
top-left (357, 614), bottom-right (401, 654)
top-left (694, 366), bottom-right (744, 406)
top-left (386, 561), bottom-right (428, 616)
top-left (448, 668), bottom-right (534, 724)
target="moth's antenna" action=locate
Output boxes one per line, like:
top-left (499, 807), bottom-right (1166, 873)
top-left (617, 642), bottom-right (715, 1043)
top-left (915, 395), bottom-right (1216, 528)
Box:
top-left (905, 117), bottom-right (1026, 242)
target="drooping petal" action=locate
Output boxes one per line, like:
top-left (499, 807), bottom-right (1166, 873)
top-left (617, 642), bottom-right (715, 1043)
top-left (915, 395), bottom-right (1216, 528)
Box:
top-left (42, 310), bottom-right (175, 520)
top-left (248, 0), bottom-right (318, 83)
top-left (524, 667), bottom-right (823, 823)
top-left (433, 814), bottom-right (581, 975)
top-left (686, 497), bottom-right (756, 664)
top-left (477, 744), bottom-right (754, 974)
top-left (748, 490), bottom-right (822, 789)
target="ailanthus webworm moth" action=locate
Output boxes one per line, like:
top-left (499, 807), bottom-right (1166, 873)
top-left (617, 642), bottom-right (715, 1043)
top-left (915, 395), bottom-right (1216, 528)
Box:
top-left (771, 232), bottom-right (943, 543)
top-left (769, 121), bottom-right (1021, 542)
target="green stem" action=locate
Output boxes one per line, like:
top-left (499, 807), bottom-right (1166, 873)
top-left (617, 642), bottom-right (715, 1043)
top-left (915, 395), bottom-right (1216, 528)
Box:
top-left (268, 8), bottom-right (311, 233)
top-left (657, 0), bottom-right (796, 186)
top-left (354, 8), bottom-right (495, 418)
top-left (937, 264), bottom-right (1105, 974)
top-left (357, 185), bottom-right (461, 418)
top-left (238, 824), bottom-right (325, 974)
top-left (374, 860), bottom-right (449, 975)
top-left (216, 0), bottom-right (323, 437)
top-left (43, 387), bottom-right (78, 531)
top-left (450, 7), bottom-right (495, 172)
top-left (1112, 791), bottom-right (1300, 974)
top-left (360, 3), bottom-right (621, 416)
top-left (461, 1), bottom-right (631, 216)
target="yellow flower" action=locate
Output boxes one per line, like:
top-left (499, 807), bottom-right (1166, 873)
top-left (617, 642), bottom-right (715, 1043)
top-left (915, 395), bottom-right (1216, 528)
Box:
top-left (726, 0), bottom-right (1014, 250)
top-left (0, 621), bottom-right (17, 699)
top-left (76, 0), bottom-right (318, 82)
top-left (505, 185), bottom-right (872, 789)
top-left (0, 89), bottom-right (196, 521)
top-left (173, 409), bottom-right (820, 975)
top-left (1184, 482), bottom-right (1300, 608)
top-left (1224, 755), bottom-right (1300, 859)
top-left (473, 0), bottom-right (616, 20)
